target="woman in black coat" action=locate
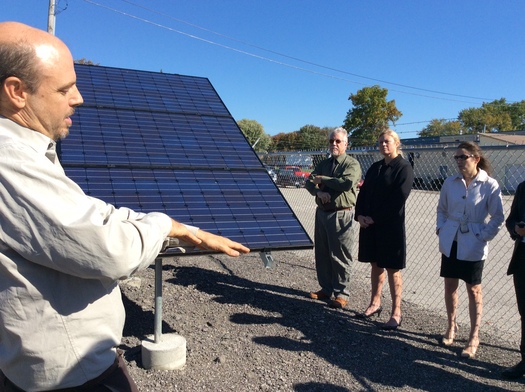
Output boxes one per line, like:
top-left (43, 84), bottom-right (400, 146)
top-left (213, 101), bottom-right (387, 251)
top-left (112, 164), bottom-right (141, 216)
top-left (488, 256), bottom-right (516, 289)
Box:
top-left (502, 180), bottom-right (525, 379)
top-left (355, 129), bottom-right (414, 330)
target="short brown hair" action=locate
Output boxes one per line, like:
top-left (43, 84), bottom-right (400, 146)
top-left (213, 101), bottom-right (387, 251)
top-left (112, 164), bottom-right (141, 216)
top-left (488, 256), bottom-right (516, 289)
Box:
top-left (0, 40), bottom-right (42, 94)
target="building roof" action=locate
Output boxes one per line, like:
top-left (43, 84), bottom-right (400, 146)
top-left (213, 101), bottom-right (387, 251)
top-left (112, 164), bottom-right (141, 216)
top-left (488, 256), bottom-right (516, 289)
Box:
top-left (479, 133), bottom-right (525, 145)
top-left (401, 130), bottom-right (525, 148)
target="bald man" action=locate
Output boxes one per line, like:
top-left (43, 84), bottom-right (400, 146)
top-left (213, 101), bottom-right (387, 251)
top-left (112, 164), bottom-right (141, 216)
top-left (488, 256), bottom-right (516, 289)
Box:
top-left (0, 22), bottom-right (249, 391)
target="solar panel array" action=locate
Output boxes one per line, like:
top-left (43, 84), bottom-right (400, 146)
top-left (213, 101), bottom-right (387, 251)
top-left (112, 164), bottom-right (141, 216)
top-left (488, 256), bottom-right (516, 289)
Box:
top-left (60, 64), bottom-right (313, 254)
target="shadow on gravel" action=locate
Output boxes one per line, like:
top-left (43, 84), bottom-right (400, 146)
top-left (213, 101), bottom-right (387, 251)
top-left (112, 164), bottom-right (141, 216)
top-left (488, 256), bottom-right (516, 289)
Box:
top-left (295, 383), bottom-right (351, 392)
top-left (124, 263), bottom-right (521, 391)
top-left (121, 294), bottom-right (176, 339)
top-left (120, 290), bottom-right (180, 367)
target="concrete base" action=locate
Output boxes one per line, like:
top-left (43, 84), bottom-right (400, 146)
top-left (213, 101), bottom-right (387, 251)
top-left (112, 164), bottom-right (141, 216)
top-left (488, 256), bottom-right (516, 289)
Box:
top-left (141, 334), bottom-right (186, 370)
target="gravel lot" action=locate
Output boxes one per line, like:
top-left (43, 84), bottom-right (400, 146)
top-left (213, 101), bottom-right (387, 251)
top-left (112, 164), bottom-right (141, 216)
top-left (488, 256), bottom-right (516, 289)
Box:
top-left (119, 250), bottom-right (525, 391)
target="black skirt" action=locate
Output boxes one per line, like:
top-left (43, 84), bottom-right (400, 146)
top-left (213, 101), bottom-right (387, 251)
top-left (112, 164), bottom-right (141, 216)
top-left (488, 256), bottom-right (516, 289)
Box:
top-left (358, 222), bottom-right (406, 270)
top-left (440, 241), bottom-right (484, 285)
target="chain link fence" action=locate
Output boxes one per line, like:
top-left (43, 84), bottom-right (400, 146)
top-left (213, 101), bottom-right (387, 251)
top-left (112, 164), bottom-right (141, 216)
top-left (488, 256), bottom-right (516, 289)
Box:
top-left (259, 144), bottom-right (525, 346)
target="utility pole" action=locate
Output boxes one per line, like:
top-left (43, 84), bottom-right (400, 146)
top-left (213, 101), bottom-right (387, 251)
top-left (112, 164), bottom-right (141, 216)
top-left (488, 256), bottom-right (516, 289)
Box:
top-left (48, 0), bottom-right (56, 35)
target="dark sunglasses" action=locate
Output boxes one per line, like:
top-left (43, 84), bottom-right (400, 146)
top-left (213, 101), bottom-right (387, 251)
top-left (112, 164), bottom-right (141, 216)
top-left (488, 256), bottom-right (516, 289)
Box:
top-left (329, 139), bottom-right (344, 144)
top-left (453, 154), bottom-right (474, 161)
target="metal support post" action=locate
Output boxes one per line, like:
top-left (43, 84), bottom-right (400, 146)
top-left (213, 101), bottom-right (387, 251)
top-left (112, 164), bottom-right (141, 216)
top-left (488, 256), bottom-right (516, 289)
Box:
top-left (154, 257), bottom-right (163, 343)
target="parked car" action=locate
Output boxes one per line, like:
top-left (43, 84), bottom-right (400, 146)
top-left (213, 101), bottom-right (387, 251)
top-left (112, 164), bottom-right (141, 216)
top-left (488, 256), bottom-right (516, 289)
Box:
top-left (285, 165), bottom-right (311, 178)
top-left (266, 167), bottom-right (277, 182)
top-left (276, 169), bottom-right (306, 188)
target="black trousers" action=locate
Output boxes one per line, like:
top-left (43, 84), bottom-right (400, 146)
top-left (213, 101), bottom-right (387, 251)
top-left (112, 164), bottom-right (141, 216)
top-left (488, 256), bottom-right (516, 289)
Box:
top-left (510, 241), bottom-right (525, 355)
top-left (514, 268), bottom-right (525, 353)
top-left (0, 350), bottom-right (138, 392)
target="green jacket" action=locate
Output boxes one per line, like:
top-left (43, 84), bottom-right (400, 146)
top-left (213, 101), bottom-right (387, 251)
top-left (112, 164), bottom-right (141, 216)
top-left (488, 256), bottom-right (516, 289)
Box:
top-left (305, 153), bottom-right (362, 211)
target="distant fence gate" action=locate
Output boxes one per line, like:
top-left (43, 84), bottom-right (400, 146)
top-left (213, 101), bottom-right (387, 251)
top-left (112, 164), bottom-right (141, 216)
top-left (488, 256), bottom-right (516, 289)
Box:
top-left (259, 145), bottom-right (525, 346)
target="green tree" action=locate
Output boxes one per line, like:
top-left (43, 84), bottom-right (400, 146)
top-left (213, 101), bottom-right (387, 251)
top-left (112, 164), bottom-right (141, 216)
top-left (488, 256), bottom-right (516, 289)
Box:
top-left (297, 125), bottom-right (328, 150)
top-left (319, 126), bottom-right (334, 148)
top-left (343, 85), bottom-right (402, 147)
top-left (418, 119), bottom-right (462, 137)
top-left (458, 99), bottom-right (513, 133)
top-left (508, 100), bottom-right (525, 130)
top-left (271, 132), bottom-right (300, 151)
top-left (74, 58), bottom-right (99, 65)
top-left (237, 119), bottom-right (271, 152)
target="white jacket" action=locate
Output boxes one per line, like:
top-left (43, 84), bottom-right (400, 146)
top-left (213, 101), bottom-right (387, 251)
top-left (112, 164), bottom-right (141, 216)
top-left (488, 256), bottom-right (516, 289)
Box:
top-left (437, 170), bottom-right (504, 261)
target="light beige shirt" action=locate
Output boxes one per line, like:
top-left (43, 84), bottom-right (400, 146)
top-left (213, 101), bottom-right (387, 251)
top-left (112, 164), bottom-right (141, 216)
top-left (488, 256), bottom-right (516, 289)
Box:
top-left (0, 117), bottom-right (194, 390)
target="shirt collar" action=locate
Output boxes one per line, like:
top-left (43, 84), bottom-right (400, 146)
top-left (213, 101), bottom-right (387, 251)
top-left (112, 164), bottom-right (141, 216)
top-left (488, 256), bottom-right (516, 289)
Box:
top-left (453, 169), bottom-right (489, 182)
top-left (332, 152), bottom-right (346, 163)
top-left (383, 155), bottom-right (402, 166)
top-left (0, 116), bottom-right (55, 157)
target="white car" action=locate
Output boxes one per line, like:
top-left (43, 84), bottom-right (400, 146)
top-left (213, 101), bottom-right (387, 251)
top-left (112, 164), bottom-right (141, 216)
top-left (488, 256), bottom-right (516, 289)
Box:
top-left (266, 168), bottom-right (277, 182)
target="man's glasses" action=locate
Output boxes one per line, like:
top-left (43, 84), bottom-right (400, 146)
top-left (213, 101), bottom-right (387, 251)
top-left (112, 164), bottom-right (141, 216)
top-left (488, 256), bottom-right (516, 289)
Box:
top-left (329, 139), bottom-right (344, 144)
top-left (453, 154), bottom-right (474, 161)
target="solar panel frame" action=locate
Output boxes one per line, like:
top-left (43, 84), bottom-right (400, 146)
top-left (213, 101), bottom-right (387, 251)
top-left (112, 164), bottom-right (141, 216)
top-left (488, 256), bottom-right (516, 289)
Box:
top-left (60, 64), bottom-right (313, 255)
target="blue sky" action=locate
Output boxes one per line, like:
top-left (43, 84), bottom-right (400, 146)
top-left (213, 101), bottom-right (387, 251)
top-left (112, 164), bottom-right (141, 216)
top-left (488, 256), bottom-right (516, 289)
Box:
top-left (3, 0), bottom-right (525, 139)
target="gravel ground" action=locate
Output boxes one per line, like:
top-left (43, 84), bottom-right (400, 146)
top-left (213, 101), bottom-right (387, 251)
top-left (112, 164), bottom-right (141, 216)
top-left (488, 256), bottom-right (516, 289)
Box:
top-left (119, 250), bottom-right (525, 392)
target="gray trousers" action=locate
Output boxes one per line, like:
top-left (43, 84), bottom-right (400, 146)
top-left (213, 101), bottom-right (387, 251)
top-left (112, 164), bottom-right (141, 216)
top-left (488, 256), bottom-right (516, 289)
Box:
top-left (314, 208), bottom-right (355, 299)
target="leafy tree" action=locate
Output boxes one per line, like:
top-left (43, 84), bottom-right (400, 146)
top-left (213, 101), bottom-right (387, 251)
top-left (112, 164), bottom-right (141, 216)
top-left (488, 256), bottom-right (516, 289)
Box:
top-left (271, 132), bottom-right (300, 151)
top-left (343, 85), bottom-right (402, 146)
top-left (458, 99), bottom-right (513, 133)
top-left (237, 119), bottom-right (271, 152)
top-left (416, 99), bottom-right (525, 136)
top-left (270, 126), bottom-right (334, 151)
top-left (418, 119), bottom-right (462, 137)
top-left (319, 126), bottom-right (334, 147)
top-left (74, 58), bottom-right (99, 65)
top-left (508, 100), bottom-right (525, 130)
top-left (297, 125), bottom-right (329, 150)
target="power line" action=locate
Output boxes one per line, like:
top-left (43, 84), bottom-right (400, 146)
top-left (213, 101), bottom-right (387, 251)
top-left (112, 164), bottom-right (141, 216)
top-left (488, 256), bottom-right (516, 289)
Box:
top-left (114, 0), bottom-right (497, 102)
top-left (80, 0), bottom-right (496, 106)
top-left (77, 0), bottom-right (521, 137)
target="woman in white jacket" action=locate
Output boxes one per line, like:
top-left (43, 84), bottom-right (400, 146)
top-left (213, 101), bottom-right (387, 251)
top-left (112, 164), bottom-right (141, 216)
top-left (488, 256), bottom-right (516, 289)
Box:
top-left (436, 141), bottom-right (504, 359)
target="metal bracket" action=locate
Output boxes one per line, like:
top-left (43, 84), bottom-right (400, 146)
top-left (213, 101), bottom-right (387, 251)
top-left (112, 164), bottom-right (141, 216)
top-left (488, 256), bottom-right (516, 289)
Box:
top-left (259, 250), bottom-right (274, 269)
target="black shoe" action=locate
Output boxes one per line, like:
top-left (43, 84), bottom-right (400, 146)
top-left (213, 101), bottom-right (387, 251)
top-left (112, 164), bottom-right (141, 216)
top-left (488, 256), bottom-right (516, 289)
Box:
top-left (502, 360), bottom-right (525, 379)
top-left (357, 306), bottom-right (383, 319)
top-left (382, 317), bottom-right (402, 331)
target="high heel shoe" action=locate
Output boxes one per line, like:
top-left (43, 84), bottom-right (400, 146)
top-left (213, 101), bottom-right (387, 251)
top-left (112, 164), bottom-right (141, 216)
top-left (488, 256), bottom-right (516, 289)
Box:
top-left (382, 316), bottom-right (402, 330)
top-left (358, 305), bottom-right (383, 319)
top-left (441, 323), bottom-right (458, 346)
top-left (461, 340), bottom-right (479, 359)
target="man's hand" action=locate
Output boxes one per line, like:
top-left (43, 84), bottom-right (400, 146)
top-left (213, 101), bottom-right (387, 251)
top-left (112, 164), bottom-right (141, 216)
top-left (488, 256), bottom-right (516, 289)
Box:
top-left (168, 219), bottom-right (250, 257)
top-left (168, 220), bottom-right (202, 246)
top-left (317, 191), bottom-right (331, 204)
top-left (312, 175), bottom-right (325, 185)
top-left (195, 230), bottom-right (251, 257)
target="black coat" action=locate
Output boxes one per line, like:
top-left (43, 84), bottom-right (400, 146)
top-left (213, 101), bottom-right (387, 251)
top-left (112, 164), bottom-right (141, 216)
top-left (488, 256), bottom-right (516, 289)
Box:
top-left (355, 155), bottom-right (414, 268)
top-left (506, 181), bottom-right (525, 275)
